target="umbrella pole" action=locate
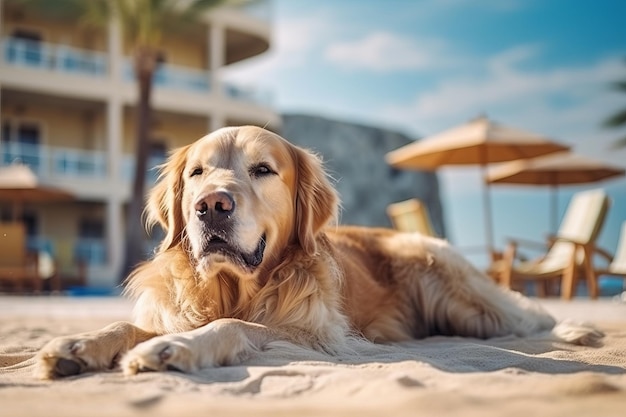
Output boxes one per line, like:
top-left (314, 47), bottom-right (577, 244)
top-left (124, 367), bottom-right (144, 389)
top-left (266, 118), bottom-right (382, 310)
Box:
top-left (481, 163), bottom-right (495, 257)
top-left (550, 184), bottom-right (558, 234)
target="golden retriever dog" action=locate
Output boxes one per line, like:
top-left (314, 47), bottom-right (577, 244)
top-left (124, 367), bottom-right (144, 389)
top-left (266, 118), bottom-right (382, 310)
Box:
top-left (35, 126), bottom-right (602, 379)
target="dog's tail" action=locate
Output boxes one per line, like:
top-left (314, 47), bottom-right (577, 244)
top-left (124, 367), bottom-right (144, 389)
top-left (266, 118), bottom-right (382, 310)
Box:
top-left (551, 320), bottom-right (605, 346)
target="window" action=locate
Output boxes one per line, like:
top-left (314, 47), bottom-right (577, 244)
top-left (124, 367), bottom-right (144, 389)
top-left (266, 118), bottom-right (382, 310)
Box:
top-left (79, 218), bottom-right (104, 239)
top-left (150, 141), bottom-right (166, 157)
top-left (11, 29), bottom-right (42, 42)
top-left (18, 123), bottom-right (41, 145)
top-left (8, 29), bottom-right (43, 67)
top-left (75, 218), bottom-right (106, 265)
top-left (1, 121), bottom-right (41, 169)
top-left (22, 212), bottom-right (38, 238)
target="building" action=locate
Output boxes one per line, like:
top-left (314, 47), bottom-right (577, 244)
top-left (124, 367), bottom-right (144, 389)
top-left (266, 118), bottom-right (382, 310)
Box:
top-left (281, 114), bottom-right (445, 236)
top-left (0, 0), bottom-right (279, 288)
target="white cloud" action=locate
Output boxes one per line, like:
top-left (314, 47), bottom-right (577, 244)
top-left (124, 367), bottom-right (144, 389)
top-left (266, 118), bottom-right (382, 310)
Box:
top-left (382, 48), bottom-right (625, 136)
top-left (487, 44), bottom-right (541, 74)
top-left (324, 31), bottom-right (451, 72)
top-left (379, 49), bottom-right (626, 196)
top-left (222, 10), bottom-right (334, 84)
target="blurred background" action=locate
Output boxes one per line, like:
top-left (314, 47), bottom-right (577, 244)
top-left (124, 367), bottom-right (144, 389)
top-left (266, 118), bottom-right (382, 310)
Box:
top-left (0, 0), bottom-right (624, 296)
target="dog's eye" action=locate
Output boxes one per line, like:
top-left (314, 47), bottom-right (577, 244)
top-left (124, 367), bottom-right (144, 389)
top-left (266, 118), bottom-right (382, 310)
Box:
top-left (190, 167), bottom-right (203, 178)
top-left (249, 164), bottom-right (275, 178)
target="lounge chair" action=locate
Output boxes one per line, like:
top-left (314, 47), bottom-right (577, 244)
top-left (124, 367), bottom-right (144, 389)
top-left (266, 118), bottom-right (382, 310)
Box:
top-left (497, 189), bottom-right (610, 299)
top-left (56, 240), bottom-right (88, 290)
top-left (594, 221), bottom-right (626, 283)
top-left (386, 198), bottom-right (437, 237)
top-left (0, 222), bottom-right (42, 293)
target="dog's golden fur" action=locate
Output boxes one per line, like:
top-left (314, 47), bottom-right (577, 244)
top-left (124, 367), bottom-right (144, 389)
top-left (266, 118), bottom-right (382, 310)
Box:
top-left (35, 126), bottom-right (602, 379)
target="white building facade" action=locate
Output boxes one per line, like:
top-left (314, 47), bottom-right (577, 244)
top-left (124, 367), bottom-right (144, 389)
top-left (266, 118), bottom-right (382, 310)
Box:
top-left (0, 0), bottom-right (279, 287)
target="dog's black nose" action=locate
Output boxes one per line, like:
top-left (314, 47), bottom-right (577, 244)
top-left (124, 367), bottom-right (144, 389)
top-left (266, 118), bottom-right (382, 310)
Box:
top-left (195, 191), bottom-right (235, 221)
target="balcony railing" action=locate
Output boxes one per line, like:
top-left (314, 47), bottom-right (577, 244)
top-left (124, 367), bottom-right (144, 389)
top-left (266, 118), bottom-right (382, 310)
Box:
top-left (1, 142), bottom-right (164, 183)
top-left (223, 82), bottom-right (273, 106)
top-left (2, 141), bottom-right (107, 178)
top-left (2, 141), bottom-right (43, 170)
top-left (74, 238), bottom-right (107, 266)
top-left (28, 236), bottom-right (106, 268)
top-left (123, 60), bottom-right (210, 92)
top-left (53, 147), bottom-right (108, 177)
top-left (2, 37), bottom-right (272, 105)
top-left (3, 37), bottom-right (108, 77)
top-left (121, 154), bottom-right (167, 183)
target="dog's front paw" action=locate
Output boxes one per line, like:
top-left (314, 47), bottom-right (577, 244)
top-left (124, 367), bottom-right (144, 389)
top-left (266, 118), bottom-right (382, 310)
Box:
top-left (35, 336), bottom-right (117, 380)
top-left (121, 337), bottom-right (196, 376)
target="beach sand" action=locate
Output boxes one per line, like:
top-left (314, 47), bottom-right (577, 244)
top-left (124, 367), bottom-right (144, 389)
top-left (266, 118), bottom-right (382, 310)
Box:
top-left (1, 295), bottom-right (625, 417)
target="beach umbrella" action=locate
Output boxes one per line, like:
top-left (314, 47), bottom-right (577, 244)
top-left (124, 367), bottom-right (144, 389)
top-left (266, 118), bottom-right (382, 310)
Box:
top-left (486, 151), bottom-right (625, 232)
top-left (385, 116), bottom-right (569, 253)
top-left (0, 164), bottom-right (74, 221)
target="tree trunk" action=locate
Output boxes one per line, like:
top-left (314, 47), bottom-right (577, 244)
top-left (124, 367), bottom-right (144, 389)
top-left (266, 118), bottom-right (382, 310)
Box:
top-left (120, 47), bottom-right (157, 282)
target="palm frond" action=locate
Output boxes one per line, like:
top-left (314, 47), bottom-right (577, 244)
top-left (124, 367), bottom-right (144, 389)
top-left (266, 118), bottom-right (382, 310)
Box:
top-left (176, 0), bottom-right (254, 24)
top-left (608, 80), bottom-right (626, 93)
top-left (602, 58), bottom-right (626, 142)
top-left (19, 0), bottom-right (242, 54)
top-left (603, 108), bottom-right (626, 128)
top-left (183, 0), bottom-right (227, 17)
top-left (112, 0), bottom-right (159, 47)
top-left (162, 0), bottom-right (225, 31)
top-left (79, 0), bottom-right (111, 29)
top-left (15, 0), bottom-right (85, 18)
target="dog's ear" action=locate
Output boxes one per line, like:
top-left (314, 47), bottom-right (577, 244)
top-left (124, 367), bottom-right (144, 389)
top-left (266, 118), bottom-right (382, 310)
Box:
top-left (292, 146), bottom-right (339, 255)
top-left (145, 144), bottom-right (191, 252)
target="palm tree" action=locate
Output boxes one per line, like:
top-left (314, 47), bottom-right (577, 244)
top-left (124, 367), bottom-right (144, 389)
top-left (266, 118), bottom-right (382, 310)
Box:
top-left (21, 0), bottom-right (233, 280)
top-left (101, 0), bottom-right (233, 281)
top-left (604, 59), bottom-right (626, 148)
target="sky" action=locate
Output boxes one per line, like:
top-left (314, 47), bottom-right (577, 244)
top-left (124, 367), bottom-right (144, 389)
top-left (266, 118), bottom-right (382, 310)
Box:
top-left (224, 0), bottom-right (626, 270)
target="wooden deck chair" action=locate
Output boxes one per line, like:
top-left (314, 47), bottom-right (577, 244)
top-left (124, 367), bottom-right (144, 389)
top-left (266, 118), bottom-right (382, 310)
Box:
top-left (499, 189), bottom-right (610, 300)
top-left (55, 240), bottom-right (87, 290)
top-left (0, 222), bottom-right (42, 293)
top-left (594, 221), bottom-right (626, 283)
top-left (386, 198), bottom-right (436, 237)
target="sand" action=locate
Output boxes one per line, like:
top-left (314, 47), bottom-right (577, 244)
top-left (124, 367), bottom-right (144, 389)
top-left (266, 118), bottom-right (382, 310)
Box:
top-left (1, 296), bottom-right (625, 417)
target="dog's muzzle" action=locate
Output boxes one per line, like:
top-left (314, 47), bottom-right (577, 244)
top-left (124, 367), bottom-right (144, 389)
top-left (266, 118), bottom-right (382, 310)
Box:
top-left (192, 190), bottom-right (266, 271)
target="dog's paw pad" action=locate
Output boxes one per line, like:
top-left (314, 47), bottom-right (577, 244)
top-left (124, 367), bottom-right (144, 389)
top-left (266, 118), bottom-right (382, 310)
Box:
top-left (54, 358), bottom-right (82, 377)
top-left (34, 338), bottom-right (92, 379)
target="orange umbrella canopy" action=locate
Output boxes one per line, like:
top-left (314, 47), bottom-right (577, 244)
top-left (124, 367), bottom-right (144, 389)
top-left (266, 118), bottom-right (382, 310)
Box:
top-left (385, 116), bottom-right (570, 170)
top-left (486, 152), bottom-right (625, 232)
top-left (0, 164), bottom-right (73, 220)
top-left (0, 164), bottom-right (73, 202)
top-left (385, 116), bottom-right (570, 252)
top-left (486, 152), bottom-right (625, 185)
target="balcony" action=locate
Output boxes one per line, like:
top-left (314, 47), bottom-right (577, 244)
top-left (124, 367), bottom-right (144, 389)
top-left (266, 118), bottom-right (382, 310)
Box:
top-left (74, 238), bottom-right (107, 266)
top-left (1, 141), bottom-right (165, 183)
top-left (2, 141), bottom-right (107, 178)
top-left (2, 37), bottom-right (271, 105)
top-left (3, 37), bottom-right (108, 77)
top-left (123, 60), bottom-right (272, 105)
top-left (28, 235), bottom-right (106, 270)
top-left (123, 60), bottom-right (210, 92)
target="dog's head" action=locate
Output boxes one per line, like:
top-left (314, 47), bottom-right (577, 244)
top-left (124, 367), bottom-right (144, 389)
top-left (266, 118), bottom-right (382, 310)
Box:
top-left (146, 126), bottom-right (338, 278)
